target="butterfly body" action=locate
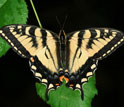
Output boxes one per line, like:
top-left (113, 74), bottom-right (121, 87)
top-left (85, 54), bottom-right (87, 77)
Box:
top-left (59, 30), bottom-right (66, 68)
top-left (0, 24), bottom-right (124, 100)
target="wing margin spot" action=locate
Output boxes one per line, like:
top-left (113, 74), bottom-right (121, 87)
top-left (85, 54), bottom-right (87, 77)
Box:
top-left (31, 65), bottom-right (37, 70)
top-left (81, 78), bottom-right (87, 83)
top-left (86, 72), bottom-right (93, 77)
top-left (42, 79), bottom-right (48, 83)
top-left (91, 64), bottom-right (96, 69)
top-left (35, 72), bottom-right (42, 78)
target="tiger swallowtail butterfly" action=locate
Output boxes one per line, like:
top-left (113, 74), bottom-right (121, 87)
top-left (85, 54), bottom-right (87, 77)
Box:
top-left (0, 24), bottom-right (124, 100)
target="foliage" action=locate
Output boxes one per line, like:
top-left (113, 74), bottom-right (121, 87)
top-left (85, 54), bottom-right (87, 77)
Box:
top-left (0, 0), bottom-right (28, 57)
top-left (36, 74), bottom-right (97, 107)
top-left (0, 1), bottom-right (97, 107)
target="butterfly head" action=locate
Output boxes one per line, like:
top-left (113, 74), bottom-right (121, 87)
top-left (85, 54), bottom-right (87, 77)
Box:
top-left (56, 15), bottom-right (68, 39)
top-left (59, 30), bottom-right (66, 40)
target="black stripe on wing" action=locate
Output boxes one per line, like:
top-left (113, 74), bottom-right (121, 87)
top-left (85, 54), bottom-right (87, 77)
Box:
top-left (86, 29), bottom-right (97, 49)
top-left (28, 26), bottom-right (38, 48)
top-left (0, 26), bottom-right (31, 58)
top-left (0, 24), bottom-right (59, 59)
top-left (94, 29), bottom-right (124, 60)
top-left (67, 28), bottom-right (124, 60)
top-left (41, 29), bottom-right (47, 47)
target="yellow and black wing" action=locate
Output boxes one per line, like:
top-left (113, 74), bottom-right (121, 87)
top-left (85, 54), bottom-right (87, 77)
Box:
top-left (0, 24), bottom-right (58, 57)
top-left (67, 28), bottom-right (124, 74)
top-left (1, 25), bottom-right (124, 100)
top-left (66, 28), bottom-right (124, 99)
top-left (0, 24), bottom-right (61, 100)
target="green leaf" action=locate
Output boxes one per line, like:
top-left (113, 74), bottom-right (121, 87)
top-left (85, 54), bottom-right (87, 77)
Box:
top-left (0, 37), bottom-right (10, 57)
top-left (36, 74), bottom-right (97, 107)
top-left (0, 0), bottom-right (7, 8)
top-left (0, 0), bottom-right (28, 57)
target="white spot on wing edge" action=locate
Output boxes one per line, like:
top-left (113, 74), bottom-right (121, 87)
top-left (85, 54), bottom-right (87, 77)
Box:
top-left (0, 30), bottom-right (3, 33)
top-left (42, 79), bottom-right (48, 83)
top-left (14, 46), bottom-right (18, 51)
top-left (120, 38), bottom-right (124, 42)
top-left (18, 26), bottom-right (22, 29)
top-left (48, 84), bottom-right (54, 89)
top-left (107, 50), bottom-right (111, 54)
top-left (18, 50), bottom-right (22, 54)
top-left (35, 72), bottom-right (42, 78)
top-left (1, 33), bottom-right (5, 37)
top-left (86, 72), bottom-right (93, 77)
top-left (76, 84), bottom-right (81, 89)
top-left (31, 65), bottom-right (37, 70)
top-left (10, 42), bottom-right (14, 47)
top-left (117, 41), bottom-right (121, 45)
top-left (81, 78), bottom-right (87, 83)
top-left (4, 36), bottom-right (8, 40)
top-left (7, 39), bottom-right (11, 43)
top-left (91, 64), bottom-right (96, 69)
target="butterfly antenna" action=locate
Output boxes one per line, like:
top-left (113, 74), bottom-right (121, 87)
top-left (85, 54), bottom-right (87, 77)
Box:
top-left (56, 16), bottom-right (61, 30)
top-left (61, 15), bottom-right (68, 30)
top-left (30, 0), bottom-right (42, 28)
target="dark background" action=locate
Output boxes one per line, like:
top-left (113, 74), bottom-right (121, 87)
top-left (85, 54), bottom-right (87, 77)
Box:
top-left (0, 0), bottom-right (124, 107)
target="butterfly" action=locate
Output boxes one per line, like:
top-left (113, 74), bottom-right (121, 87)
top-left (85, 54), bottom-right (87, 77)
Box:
top-left (0, 24), bottom-right (124, 100)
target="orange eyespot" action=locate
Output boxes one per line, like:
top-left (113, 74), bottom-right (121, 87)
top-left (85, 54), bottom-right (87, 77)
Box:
top-left (64, 77), bottom-right (69, 83)
top-left (59, 75), bottom-right (64, 82)
top-left (59, 75), bottom-right (69, 83)
top-left (56, 83), bottom-right (60, 86)
top-left (30, 57), bottom-right (34, 62)
top-left (69, 84), bottom-right (74, 87)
